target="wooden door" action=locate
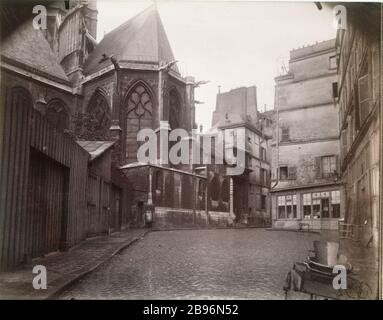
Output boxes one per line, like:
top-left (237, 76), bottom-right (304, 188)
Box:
top-left (27, 149), bottom-right (68, 258)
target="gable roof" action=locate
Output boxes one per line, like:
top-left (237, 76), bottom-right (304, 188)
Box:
top-left (76, 141), bottom-right (116, 161)
top-left (83, 5), bottom-right (179, 75)
top-left (0, 19), bottom-right (69, 82)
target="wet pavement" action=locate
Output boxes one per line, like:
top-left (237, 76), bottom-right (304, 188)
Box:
top-left (59, 229), bottom-right (320, 299)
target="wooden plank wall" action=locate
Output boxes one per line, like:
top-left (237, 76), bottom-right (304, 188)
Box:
top-left (86, 173), bottom-right (111, 236)
top-left (0, 86), bottom-right (89, 271)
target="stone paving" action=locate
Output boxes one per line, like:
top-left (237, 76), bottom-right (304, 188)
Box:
top-left (0, 229), bottom-right (148, 299)
top-left (59, 229), bottom-right (321, 300)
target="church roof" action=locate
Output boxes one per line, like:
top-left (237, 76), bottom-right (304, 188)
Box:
top-left (83, 5), bottom-right (179, 75)
top-left (0, 19), bottom-right (69, 82)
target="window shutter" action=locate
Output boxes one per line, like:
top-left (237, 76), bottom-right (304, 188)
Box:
top-left (288, 166), bottom-right (296, 180)
top-left (314, 157), bottom-right (322, 179)
top-left (281, 128), bottom-right (289, 142)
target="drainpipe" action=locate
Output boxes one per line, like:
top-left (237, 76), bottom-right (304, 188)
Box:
top-left (271, 85), bottom-right (280, 190)
top-left (270, 85), bottom-right (280, 227)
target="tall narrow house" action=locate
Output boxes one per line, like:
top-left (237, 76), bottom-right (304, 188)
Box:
top-left (271, 40), bottom-right (341, 231)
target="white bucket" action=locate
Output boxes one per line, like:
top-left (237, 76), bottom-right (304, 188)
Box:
top-left (313, 240), bottom-right (339, 267)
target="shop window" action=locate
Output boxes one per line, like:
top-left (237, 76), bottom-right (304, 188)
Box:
top-left (312, 199), bottom-right (321, 219)
top-left (278, 195), bottom-right (296, 219)
top-left (278, 204), bottom-right (286, 219)
top-left (321, 198), bottom-right (330, 218)
top-left (303, 193), bottom-right (312, 219)
top-left (331, 190), bottom-right (341, 218)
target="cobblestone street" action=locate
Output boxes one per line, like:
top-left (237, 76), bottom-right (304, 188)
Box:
top-left (59, 229), bottom-right (319, 299)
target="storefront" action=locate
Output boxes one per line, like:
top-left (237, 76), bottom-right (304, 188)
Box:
top-left (272, 185), bottom-right (342, 230)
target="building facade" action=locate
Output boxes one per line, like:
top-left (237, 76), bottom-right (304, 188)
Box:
top-left (335, 3), bottom-right (381, 271)
top-left (0, 0), bottom-right (232, 270)
top-left (271, 39), bottom-right (342, 230)
top-left (336, 3), bottom-right (381, 248)
top-left (210, 86), bottom-right (272, 226)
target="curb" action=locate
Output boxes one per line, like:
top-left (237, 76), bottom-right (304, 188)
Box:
top-left (37, 229), bottom-right (150, 300)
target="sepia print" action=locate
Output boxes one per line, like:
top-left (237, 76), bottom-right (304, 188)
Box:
top-left (0, 0), bottom-right (382, 303)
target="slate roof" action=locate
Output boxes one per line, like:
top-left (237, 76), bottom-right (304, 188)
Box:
top-left (76, 141), bottom-right (116, 161)
top-left (0, 19), bottom-right (69, 82)
top-left (83, 5), bottom-right (179, 75)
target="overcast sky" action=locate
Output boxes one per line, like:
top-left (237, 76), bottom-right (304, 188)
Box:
top-left (96, 0), bottom-right (336, 132)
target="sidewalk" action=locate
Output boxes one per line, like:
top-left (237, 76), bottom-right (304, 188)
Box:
top-left (0, 229), bottom-right (149, 300)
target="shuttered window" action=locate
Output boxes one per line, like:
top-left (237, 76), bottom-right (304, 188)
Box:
top-left (288, 166), bottom-right (296, 180)
top-left (315, 155), bottom-right (338, 178)
top-left (321, 156), bottom-right (336, 178)
top-left (281, 128), bottom-right (289, 142)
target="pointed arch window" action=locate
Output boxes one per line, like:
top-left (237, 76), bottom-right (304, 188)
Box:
top-left (87, 89), bottom-right (111, 136)
top-left (125, 82), bottom-right (154, 161)
top-left (126, 83), bottom-right (153, 131)
top-left (46, 99), bottom-right (69, 131)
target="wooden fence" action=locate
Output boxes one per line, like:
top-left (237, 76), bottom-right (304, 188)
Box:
top-left (0, 86), bottom-right (89, 270)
